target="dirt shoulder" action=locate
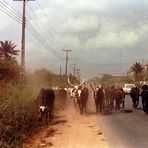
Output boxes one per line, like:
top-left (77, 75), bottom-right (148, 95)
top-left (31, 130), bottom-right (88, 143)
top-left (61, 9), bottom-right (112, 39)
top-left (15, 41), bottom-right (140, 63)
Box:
top-left (24, 99), bottom-right (108, 148)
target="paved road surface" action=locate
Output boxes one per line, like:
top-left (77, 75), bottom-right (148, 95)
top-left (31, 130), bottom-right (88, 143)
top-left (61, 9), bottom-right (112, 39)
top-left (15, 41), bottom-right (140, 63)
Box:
top-left (97, 95), bottom-right (148, 148)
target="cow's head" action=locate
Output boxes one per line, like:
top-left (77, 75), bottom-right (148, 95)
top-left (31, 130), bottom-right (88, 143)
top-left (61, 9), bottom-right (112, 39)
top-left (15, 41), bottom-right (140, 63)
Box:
top-left (68, 78), bottom-right (85, 90)
top-left (68, 78), bottom-right (85, 98)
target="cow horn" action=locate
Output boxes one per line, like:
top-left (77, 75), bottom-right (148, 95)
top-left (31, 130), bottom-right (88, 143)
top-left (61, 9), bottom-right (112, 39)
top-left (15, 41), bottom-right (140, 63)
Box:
top-left (68, 78), bottom-right (76, 89)
top-left (68, 78), bottom-right (85, 89)
top-left (78, 79), bottom-right (85, 87)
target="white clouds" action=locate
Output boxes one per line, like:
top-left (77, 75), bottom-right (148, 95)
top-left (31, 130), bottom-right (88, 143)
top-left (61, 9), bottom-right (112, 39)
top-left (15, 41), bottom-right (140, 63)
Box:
top-left (48, 0), bottom-right (106, 11)
top-left (86, 23), bottom-right (148, 49)
top-left (99, 31), bottom-right (139, 47)
top-left (64, 15), bottom-right (99, 32)
top-left (31, 0), bottom-right (148, 50)
top-left (1, 0), bottom-right (148, 77)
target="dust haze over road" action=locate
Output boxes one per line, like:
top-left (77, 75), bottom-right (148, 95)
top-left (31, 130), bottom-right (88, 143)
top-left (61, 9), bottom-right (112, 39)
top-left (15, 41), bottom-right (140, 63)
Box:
top-left (25, 89), bottom-right (148, 148)
top-left (25, 90), bottom-right (108, 148)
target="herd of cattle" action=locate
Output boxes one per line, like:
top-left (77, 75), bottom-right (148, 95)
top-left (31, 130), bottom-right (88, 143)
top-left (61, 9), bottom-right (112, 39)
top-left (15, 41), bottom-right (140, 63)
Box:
top-left (70, 82), bottom-right (148, 115)
top-left (35, 79), bottom-right (148, 124)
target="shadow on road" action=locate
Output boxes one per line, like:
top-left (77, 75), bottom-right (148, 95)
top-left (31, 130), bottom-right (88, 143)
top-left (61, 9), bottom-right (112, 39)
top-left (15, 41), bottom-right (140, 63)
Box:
top-left (136, 107), bottom-right (143, 110)
top-left (54, 115), bottom-right (66, 119)
top-left (122, 109), bottom-right (133, 113)
top-left (102, 112), bottom-right (113, 115)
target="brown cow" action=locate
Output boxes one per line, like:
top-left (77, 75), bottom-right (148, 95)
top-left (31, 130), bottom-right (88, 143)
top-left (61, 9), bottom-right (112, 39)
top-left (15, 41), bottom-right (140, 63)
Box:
top-left (96, 84), bottom-right (105, 113)
top-left (68, 78), bottom-right (89, 115)
top-left (114, 88), bottom-right (125, 111)
top-left (36, 88), bottom-right (55, 124)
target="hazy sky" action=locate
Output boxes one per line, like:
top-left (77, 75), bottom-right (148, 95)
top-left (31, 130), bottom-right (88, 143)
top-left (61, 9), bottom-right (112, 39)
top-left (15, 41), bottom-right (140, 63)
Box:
top-left (0, 0), bottom-right (148, 79)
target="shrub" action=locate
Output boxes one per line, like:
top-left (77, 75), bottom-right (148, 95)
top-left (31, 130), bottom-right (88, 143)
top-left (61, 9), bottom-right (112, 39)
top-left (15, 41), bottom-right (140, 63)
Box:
top-left (0, 85), bottom-right (39, 147)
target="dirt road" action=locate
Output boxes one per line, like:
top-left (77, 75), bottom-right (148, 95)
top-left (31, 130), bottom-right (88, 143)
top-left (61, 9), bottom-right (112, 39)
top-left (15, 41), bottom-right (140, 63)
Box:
top-left (24, 96), bottom-right (108, 148)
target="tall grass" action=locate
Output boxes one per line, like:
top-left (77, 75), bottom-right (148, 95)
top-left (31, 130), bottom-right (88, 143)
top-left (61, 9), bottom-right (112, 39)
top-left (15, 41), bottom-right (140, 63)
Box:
top-left (0, 84), bottom-right (39, 147)
top-left (0, 82), bottom-right (67, 147)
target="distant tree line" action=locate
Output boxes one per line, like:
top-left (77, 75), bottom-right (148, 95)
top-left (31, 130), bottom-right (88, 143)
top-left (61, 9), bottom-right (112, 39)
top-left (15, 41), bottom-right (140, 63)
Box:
top-left (0, 40), bottom-right (79, 87)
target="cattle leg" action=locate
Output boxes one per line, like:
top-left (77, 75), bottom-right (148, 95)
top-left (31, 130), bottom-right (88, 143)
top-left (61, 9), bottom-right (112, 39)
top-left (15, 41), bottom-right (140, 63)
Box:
top-left (100, 105), bottom-right (102, 113)
top-left (132, 97), bottom-right (136, 108)
top-left (83, 100), bottom-right (88, 114)
top-left (45, 110), bottom-right (49, 124)
top-left (142, 98), bottom-right (145, 110)
top-left (122, 101), bottom-right (125, 110)
top-left (95, 99), bottom-right (99, 113)
top-left (110, 98), bottom-right (114, 110)
top-left (77, 99), bottom-right (83, 115)
top-left (79, 105), bottom-right (83, 115)
top-left (115, 99), bottom-right (120, 111)
top-left (80, 103), bottom-right (83, 115)
top-left (48, 104), bottom-right (54, 122)
top-left (73, 98), bottom-right (78, 111)
top-left (135, 98), bottom-right (139, 108)
top-left (98, 102), bottom-right (102, 113)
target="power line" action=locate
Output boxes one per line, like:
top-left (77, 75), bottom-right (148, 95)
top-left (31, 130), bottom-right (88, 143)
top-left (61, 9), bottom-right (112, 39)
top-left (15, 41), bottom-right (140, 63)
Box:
top-left (0, 2), bottom-right (61, 56)
top-left (0, 4), bottom-right (53, 52)
top-left (2, 0), bottom-right (22, 18)
top-left (26, 4), bottom-right (61, 48)
top-left (26, 3), bottom-right (67, 55)
top-left (0, 1), bottom-right (73, 75)
top-left (25, 4), bottom-right (61, 50)
top-left (36, 1), bottom-right (67, 48)
top-left (0, 1), bottom-right (22, 23)
top-left (0, 7), bottom-right (22, 24)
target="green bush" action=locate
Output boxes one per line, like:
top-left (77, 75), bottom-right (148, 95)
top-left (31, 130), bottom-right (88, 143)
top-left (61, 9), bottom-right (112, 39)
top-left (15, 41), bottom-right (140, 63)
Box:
top-left (0, 85), bottom-right (39, 147)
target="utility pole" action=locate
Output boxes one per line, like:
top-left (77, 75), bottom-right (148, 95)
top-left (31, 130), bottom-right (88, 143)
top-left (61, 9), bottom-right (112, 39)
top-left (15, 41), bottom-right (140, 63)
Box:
top-left (120, 53), bottom-right (121, 75)
top-left (60, 66), bottom-right (62, 77)
top-left (72, 64), bottom-right (76, 77)
top-left (60, 66), bottom-right (62, 80)
top-left (14, 0), bottom-right (35, 81)
top-left (75, 68), bottom-right (80, 81)
top-left (63, 49), bottom-right (71, 78)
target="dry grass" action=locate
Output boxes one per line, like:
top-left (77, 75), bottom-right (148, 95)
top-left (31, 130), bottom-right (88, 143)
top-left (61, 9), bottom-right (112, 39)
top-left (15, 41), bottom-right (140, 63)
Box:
top-left (0, 84), bottom-right (39, 147)
top-left (0, 80), bottom-right (67, 147)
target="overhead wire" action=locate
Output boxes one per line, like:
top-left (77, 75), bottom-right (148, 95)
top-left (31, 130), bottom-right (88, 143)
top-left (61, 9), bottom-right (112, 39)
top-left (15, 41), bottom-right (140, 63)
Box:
top-left (0, 3), bottom-right (48, 50)
top-left (0, 0), bottom-right (63, 58)
top-left (26, 2), bottom-right (66, 58)
top-left (16, 1), bottom-right (50, 48)
top-left (26, 4), bottom-right (62, 49)
top-left (0, 1), bottom-right (22, 24)
top-left (35, 0), bottom-right (68, 48)
top-left (0, 0), bottom-right (75, 74)
top-left (25, 2), bottom-right (67, 58)
top-left (25, 3), bottom-right (62, 50)
top-left (2, 0), bottom-right (22, 18)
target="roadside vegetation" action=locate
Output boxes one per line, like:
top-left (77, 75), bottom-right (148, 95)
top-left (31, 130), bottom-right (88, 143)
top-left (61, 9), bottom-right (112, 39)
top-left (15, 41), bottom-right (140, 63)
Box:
top-left (0, 40), bottom-right (78, 147)
top-left (89, 61), bottom-right (147, 88)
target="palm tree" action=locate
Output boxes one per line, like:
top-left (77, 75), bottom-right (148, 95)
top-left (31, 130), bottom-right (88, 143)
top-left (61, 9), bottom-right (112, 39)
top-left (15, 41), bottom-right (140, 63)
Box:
top-left (0, 41), bottom-right (19, 60)
top-left (130, 62), bottom-right (143, 82)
